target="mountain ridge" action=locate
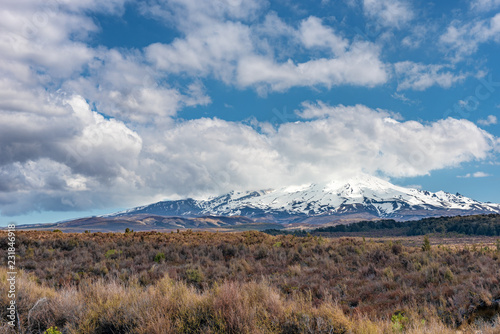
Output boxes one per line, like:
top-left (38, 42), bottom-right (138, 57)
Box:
top-left (107, 174), bottom-right (500, 223)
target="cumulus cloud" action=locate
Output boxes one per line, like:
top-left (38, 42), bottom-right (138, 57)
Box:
top-left (440, 13), bottom-right (500, 61)
top-left (3, 100), bottom-right (497, 216)
top-left (0, 95), bottom-right (144, 215)
top-left (478, 115), bottom-right (498, 126)
top-left (120, 103), bottom-right (496, 201)
top-left (64, 50), bottom-right (212, 123)
top-left (1, 94), bottom-right (142, 176)
top-left (363, 0), bottom-right (414, 28)
top-left (136, 103), bottom-right (496, 197)
top-left (146, 21), bottom-right (254, 83)
top-left (237, 41), bottom-right (388, 94)
top-left (292, 102), bottom-right (496, 177)
top-left (145, 2), bottom-right (389, 93)
top-left (394, 61), bottom-right (467, 90)
top-left (298, 16), bottom-right (348, 56)
top-left (0, 0), bottom-right (106, 81)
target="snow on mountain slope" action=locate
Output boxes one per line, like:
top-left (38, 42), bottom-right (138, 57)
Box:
top-left (203, 174), bottom-right (499, 216)
top-left (111, 174), bottom-right (500, 221)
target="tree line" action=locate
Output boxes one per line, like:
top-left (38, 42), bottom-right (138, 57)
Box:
top-left (264, 214), bottom-right (500, 236)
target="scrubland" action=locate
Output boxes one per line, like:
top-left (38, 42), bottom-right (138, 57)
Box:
top-left (1, 230), bottom-right (499, 333)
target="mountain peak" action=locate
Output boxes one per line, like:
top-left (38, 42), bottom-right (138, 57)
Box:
top-left (109, 174), bottom-right (500, 223)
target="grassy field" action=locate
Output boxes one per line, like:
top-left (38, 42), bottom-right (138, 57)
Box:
top-left (1, 230), bottom-right (500, 333)
top-left (315, 233), bottom-right (500, 249)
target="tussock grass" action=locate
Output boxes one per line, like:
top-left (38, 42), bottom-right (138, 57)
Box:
top-left (2, 267), bottom-right (499, 333)
top-left (1, 230), bottom-right (500, 333)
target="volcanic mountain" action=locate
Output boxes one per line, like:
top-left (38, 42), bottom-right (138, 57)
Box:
top-left (108, 174), bottom-right (500, 225)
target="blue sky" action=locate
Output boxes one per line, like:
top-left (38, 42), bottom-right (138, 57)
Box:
top-left (1, 0), bottom-right (500, 225)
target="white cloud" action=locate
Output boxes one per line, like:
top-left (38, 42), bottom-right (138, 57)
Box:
top-left (458, 171), bottom-right (491, 178)
top-left (440, 13), bottom-right (500, 61)
top-left (401, 24), bottom-right (437, 49)
top-left (0, 0), bottom-right (212, 128)
top-left (0, 1), bottom-right (106, 81)
top-left (237, 41), bottom-right (388, 94)
top-left (64, 49), bottom-right (212, 123)
top-left (139, 0), bottom-right (266, 28)
top-left (298, 16), bottom-right (348, 56)
top-left (130, 103), bottom-right (496, 200)
top-left (290, 102), bottom-right (496, 178)
top-left (470, 0), bottom-right (500, 11)
top-left (0, 0), bottom-right (390, 217)
top-left (3, 100), bottom-right (497, 215)
top-left (394, 61), bottom-right (467, 90)
top-left (256, 12), bottom-right (296, 39)
top-left (0, 94), bottom-right (142, 175)
top-left (146, 20), bottom-right (254, 83)
top-left (145, 5), bottom-right (389, 93)
top-left (391, 92), bottom-right (418, 105)
top-left (363, 0), bottom-right (414, 29)
top-left (478, 115), bottom-right (498, 126)
top-left (0, 95), bottom-right (144, 215)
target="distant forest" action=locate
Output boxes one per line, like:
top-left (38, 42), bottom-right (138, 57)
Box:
top-left (264, 214), bottom-right (500, 237)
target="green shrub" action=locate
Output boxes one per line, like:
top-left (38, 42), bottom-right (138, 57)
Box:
top-left (422, 236), bottom-right (431, 252)
top-left (391, 312), bottom-right (408, 332)
top-left (185, 268), bottom-right (204, 284)
top-left (44, 326), bottom-right (62, 334)
top-left (444, 267), bottom-right (454, 282)
top-left (105, 249), bottom-right (121, 259)
top-left (154, 252), bottom-right (166, 263)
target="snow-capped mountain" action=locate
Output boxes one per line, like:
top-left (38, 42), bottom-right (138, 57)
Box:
top-left (109, 174), bottom-right (500, 223)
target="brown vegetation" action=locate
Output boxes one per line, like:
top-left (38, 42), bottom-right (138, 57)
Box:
top-left (1, 230), bottom-right (500, 333)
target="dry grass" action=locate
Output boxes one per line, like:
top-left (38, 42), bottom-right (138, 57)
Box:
top-left (2, 267), bottom-right (500, 333)
top-left (1, 230), bottom-right (500, 333)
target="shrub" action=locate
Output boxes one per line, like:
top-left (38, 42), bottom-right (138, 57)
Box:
top-left (185, 268), bottom-right (204, 285)
top-left (391, 312), bottom-right (408, 332)
top-left (105, 249), bottom-right (121, 259)
top-left (444, 267), bottom-right (454, 282)
top-left (44, 327), bottom-right (62, 334)
top-left (154, 252), bottom-right (166, 263)
top-left (4, 229), bottom-right (500, 332)
top-left (422, 236), bottom-right (431, 252)
top-left (391, 242), bottom-right (402, 255)
top-left (255, 247), bottom-right (268, 260)
top-left (383, 267), bottom-right (394, 281)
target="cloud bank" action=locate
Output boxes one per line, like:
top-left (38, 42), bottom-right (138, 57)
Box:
top-left (1, 98), bottom-right (497, 215)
